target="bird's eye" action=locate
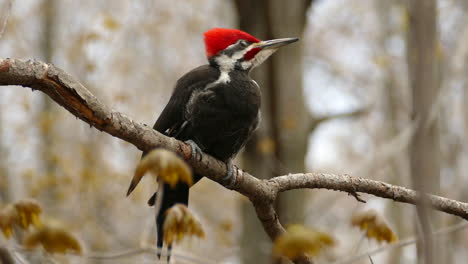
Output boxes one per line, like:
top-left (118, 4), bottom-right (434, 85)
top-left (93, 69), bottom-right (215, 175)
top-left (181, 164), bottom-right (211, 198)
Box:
top-left (238, 40), bottom-right (249, 47)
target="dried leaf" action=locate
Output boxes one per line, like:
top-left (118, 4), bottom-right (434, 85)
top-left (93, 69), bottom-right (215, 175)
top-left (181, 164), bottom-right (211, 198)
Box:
top-left (14, 199), bottom-right (42, 229)
top-left (127, 149), bottom-right (192, 196)
top-left (0, 205), bottom-right (17, 238)
top-left (273, 225), bottom-right (336, 259)
top-left (163, 204), bottom-right (205, 245)
top-left (24, 222), bottom-right (82, 254)
top-left (351, 209), bottom-right (398, 243)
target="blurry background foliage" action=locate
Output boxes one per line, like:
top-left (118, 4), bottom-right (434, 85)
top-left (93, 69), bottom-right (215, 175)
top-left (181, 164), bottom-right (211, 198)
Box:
top-left (0, 0), bottom-right (467, 263)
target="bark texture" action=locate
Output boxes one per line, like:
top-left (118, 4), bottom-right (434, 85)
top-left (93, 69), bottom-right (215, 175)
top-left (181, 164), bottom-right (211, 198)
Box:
top-left (406, 1), bottom-right (440, 263)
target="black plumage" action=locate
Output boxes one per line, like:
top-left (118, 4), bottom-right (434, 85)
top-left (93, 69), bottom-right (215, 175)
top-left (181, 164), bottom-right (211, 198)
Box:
top-left (145, 64), bottom-right (261, 255)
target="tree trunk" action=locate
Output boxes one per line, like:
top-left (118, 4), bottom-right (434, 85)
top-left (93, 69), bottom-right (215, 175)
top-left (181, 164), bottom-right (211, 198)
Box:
top-left (268, 0), bottom-right (310, 226)
top-left (236, 1), bottom-right (312, 263)
top-left (39, 0), bottom-right (58, 200)
top-left (236, 1), bottom-right (277, 262)
top-left (0, 108), bottom-right (10, 202)
top-left (405, 1), bottom-right (440, 263)
top-left (0, 0), bottom-right (15, 203)
top-left (374, 2), bottom-right (408, 263)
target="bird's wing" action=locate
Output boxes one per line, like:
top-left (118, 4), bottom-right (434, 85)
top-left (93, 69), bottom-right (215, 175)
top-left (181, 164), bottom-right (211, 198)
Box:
top-left (152, 65), bottom-right (219, 137)
top-left (131, 64), bottom-right (219, 194)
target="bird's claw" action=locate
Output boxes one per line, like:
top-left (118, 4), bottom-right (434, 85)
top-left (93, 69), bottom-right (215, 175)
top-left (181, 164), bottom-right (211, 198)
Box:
top-left (185, 140), bottom-right (203, 162)
top-left (222, 160), bottom-right (237, 188)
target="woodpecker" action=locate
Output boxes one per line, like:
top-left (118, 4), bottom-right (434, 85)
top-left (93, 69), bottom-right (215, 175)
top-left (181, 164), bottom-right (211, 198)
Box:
top-left (127, 28), bottom-right (298, 259)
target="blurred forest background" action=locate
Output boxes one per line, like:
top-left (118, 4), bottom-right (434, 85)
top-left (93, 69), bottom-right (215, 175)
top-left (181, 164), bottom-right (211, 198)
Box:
top-left (1, 0), bottom-right (468, 263)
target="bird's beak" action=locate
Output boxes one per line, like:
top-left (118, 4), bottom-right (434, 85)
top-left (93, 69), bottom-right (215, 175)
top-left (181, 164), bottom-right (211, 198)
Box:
top-left (254, 37), bottom-right (299, 49)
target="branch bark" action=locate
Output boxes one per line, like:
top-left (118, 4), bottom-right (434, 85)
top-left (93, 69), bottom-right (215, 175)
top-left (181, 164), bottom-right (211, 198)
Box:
top-left (1, 58), bottom-right (468, 263)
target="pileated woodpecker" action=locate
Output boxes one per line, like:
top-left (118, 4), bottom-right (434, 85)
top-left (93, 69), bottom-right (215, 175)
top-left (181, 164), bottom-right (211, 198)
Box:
top-left (127, 28), bottom-right (298, 259)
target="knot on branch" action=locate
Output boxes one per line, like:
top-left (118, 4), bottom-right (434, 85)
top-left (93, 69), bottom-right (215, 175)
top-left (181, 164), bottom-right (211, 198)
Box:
top-left (246, 180), bottom-right (277, 205)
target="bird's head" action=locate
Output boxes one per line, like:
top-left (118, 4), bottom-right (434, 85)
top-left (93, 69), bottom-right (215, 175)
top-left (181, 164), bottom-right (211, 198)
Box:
top-left (203, 28), bottom-right (298, 72)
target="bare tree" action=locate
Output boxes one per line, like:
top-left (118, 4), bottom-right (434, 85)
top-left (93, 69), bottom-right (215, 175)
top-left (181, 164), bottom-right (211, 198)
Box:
top-left (0, 107), bottom-right (9, 202)
top-left (38, 0), bottom-right (60, 205)
top-left (236, 0), bottom-right (312, 262)
top-left (374, 1), bottom-right (410, 263)
top-left (235, 1), bottom-right (275, 262)
top-left (0, 0), bottom-right (13, 203)
top-left (406, 1), bottom-right (440, 263)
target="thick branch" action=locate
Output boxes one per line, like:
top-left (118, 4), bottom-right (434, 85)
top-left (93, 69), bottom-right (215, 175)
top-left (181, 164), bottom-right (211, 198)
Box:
top-left (271, 173), bottom-right (468, 220)
top-left (1, 59), bottom-right (468, 264)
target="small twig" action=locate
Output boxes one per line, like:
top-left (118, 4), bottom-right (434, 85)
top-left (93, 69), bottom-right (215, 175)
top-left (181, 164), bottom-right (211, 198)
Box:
top-left (0, 0), bottom-right (12, 40)
top-left (87, 247), bottom-right (216, 264)
top-left (308, 107), bottom-right (370, 133)
top-left (333, 221), bottom-right (468, 264)
top-left (11, 245), bottom-right (216, 264)
top-left (348, 192), bottom-right (366, 203)
top-left (350, 233), bottom-right (366, 255)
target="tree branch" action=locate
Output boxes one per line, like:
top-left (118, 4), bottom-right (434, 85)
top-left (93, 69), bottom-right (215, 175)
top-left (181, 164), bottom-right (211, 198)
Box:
top-left (308, 107), bottom-right (370, 133)
top-left (270, 173), bottom-right (468, 220)
top-left (1, 58), bottom-right (468, 264)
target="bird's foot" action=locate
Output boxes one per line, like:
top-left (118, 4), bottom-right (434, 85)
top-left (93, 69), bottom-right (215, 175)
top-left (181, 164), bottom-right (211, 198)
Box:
top-left (222, 159), bottom-right (237, 188)
top-left (184, 140), bottom-right (203, 162)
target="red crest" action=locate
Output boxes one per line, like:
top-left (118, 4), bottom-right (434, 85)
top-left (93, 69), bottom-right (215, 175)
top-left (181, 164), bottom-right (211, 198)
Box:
top-left (203, 28), bottom-right (260, 58)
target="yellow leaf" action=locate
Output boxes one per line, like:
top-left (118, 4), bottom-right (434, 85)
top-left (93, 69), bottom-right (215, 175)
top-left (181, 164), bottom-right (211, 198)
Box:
top-left (163, 204), bottom-right (205, 245)
top-left (273, 225), bottom-right (336, 259)
top-left (39, 111), bottom-right (53, 133)
top-left (398, 5), bottom-right (410, 32)
top-left (102, 14), bottom-right (120, 31)
top-left (0, 205), bottom-right (17, 238)
top-left (282, 118), bottom-right (297, 130)
top-left (14, 199), bottom-right (42, 229)
top-left (127, 149), bottom-right (192, 196)
top-left (24, 221), bottom-right (82, 254)
top-left (373, 55), bottom-right (390, 68)
top-left (351, 209), bottom-right (398, 243)
top-left (256, 137), bottom-right (275, 154)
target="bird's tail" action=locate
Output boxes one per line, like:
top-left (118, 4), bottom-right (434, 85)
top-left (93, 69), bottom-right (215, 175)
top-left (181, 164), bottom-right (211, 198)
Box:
top-left (151, 182), bottom-right (189, 261)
